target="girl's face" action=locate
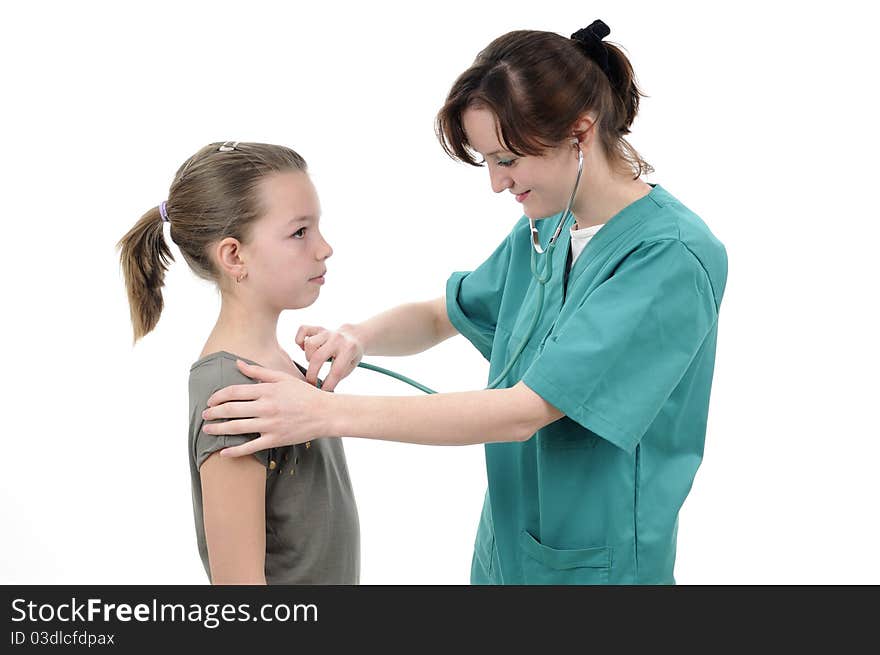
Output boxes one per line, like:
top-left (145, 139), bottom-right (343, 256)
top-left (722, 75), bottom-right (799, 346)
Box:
top-left (240, 170), bottom-right (333, 311)
top-left (462, 106), bottom-right (581, 221)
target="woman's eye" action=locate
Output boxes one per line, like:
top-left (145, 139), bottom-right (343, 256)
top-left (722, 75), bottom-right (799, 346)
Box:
top-left (292, 227), bottom-right (307, 239)
top-left (477, 156), bottom-right (516, 168)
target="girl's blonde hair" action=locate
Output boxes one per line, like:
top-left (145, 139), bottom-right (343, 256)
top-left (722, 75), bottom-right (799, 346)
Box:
top-left (116, 141), bottom-right (307, 343)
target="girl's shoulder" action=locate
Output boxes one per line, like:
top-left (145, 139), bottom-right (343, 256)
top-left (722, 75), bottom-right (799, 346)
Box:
top-left (190, 349), bottom-right (258, 374)
top-left (190, 348), bottom-right (307, 381)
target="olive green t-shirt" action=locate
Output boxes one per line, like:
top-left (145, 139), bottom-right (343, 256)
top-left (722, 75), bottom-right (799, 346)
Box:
top-left (188, 351), bottom-right (360, 584)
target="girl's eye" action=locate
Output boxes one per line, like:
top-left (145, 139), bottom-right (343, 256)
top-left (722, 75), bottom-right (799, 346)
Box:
top-left (292, 227), bottom-right (306, 239)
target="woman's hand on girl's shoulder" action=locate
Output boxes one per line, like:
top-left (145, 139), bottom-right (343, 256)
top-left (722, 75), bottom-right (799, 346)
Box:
top-left (294, 324), bottom-right (364, 392)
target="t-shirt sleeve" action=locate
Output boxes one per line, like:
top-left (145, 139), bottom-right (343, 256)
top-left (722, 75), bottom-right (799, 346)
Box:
top-left (193, 362), bottom-right (271, 470)
top-left (445, 231), bottom-right (514, 361)
top-left (195, 416), bottom-right (270, 470)
top-left (521, 239), bottom-right (718, 453)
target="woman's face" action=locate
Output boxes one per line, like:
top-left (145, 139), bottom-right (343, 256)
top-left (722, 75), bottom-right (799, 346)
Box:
top-left (239, 170), bottom-right (333, 311)
top-left (462, 106), bottom-right (581, 221)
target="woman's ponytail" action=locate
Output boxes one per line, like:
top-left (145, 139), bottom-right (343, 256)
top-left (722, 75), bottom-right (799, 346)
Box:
top-left (116, 206), bottom-right (175, 344)
top-left (603, 42), bottom-right (642, 137)
top-left (603, 41), bottom-right (653, 178)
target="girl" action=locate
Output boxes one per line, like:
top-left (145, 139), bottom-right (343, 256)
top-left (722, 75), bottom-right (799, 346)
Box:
top-left (200, 21), bottom-right (728, 585)
top-left (117, 141), bottom-right (359, 584)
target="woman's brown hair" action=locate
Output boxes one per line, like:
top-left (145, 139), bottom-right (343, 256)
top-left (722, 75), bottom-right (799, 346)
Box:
top-left (116, 141), bottom-right (307, 344)
top-left (436, 26), bottom-right (653, 179)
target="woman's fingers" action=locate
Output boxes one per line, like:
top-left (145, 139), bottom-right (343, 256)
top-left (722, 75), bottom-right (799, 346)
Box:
top-left (201, 417), bottom-right (263, 436)
top-left (294, 324), bottom-right (364, 390)
top-left (303, 331), bottom-right (329, 362)
top-left (295, 325), bottom-right (323, 350)
top-left (219, 437), bottom-right (273, 459)
top-left (235, 359), bottom-right (289, 383)
top-left (305, 341), bottom-right (335, 387)
top-left (321, 357), bottom-right (358, 392)
top-left (202, 399), bottom-right (266, 421)
top-left (206, 382), bottom-right (264, 407)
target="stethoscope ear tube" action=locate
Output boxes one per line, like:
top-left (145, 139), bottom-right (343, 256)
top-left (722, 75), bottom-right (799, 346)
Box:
top-left (529, 145), bottom-right (584, 255)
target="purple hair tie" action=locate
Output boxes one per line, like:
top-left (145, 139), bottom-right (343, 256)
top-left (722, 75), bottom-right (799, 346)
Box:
top-left (159, 201), bottom-right (170, 223)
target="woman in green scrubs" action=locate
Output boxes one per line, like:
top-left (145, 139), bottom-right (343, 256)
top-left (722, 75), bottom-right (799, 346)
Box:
top-left (199, 21), bottom-right (728, 584)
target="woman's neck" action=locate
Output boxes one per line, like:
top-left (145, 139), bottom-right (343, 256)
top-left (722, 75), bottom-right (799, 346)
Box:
top-left (571, 149), bottom-right (652, 229)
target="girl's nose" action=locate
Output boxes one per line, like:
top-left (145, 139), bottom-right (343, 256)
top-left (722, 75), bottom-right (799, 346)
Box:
top-left (320, 236), bottom-right (333, 260)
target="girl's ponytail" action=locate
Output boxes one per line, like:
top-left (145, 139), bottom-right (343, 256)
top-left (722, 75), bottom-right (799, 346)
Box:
top-left (116, 205), bottom-right (175, 343)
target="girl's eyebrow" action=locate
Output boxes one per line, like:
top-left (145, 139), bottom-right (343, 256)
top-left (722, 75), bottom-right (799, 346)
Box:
top-left (287, 215), bottom-right (318, 225)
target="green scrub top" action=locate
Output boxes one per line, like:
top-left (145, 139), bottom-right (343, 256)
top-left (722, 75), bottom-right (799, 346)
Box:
top-left (446, 184), bottom-right (727, 584)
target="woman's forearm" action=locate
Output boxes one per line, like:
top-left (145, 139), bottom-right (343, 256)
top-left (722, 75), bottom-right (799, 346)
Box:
top-left (340, 297), bottom-right (453, 356)
top-left (323, 384), bottom-right (547, 446)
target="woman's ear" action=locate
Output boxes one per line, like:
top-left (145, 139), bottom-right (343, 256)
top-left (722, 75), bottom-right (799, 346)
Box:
top-left (571, 113), bottom-right (599, 146)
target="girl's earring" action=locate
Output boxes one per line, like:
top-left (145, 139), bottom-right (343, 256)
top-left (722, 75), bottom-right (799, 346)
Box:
top-left (236, 271), bottom-right (248, 283)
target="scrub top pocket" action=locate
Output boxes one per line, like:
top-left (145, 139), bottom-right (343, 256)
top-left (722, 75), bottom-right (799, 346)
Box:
top-left (519, 531), bottom-right (612, 585)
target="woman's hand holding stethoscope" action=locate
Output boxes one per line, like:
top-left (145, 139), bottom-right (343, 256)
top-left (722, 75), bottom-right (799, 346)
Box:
top-left (295, 325), bottom-right (365, 392)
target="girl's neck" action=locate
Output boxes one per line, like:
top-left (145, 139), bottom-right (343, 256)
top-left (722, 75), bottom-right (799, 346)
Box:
top-left (202, 294), bottom-right (287, 366)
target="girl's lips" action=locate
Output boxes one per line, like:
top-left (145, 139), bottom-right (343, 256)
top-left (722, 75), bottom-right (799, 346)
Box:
top-left (516, 191), bottom-right (531, 202)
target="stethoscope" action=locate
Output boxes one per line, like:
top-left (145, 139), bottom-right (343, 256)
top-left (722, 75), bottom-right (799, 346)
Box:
top-left (348, 140), bottom-right (585, 395)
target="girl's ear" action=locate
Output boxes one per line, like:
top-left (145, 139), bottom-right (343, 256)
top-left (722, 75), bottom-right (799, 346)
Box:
top-left (214, 237), bottom-right (247, 280)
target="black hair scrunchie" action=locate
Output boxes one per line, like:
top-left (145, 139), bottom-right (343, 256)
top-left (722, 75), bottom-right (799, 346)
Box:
top-left (570, 19), bottom-right (612, 79)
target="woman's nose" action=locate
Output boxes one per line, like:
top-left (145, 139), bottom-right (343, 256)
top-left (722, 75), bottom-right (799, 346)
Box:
top-left (489, 167), bottom-right (513, 194)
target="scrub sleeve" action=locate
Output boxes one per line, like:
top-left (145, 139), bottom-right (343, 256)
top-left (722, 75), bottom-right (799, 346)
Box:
top-left (446, 230), bottom-right (514, 362)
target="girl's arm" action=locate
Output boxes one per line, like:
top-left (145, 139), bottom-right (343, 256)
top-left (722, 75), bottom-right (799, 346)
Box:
top-left (199, 452), bottom-right (267, 584)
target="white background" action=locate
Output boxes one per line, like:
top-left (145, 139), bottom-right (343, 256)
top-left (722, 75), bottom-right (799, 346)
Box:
top-left (1, 1), bottom-right (877, 584)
